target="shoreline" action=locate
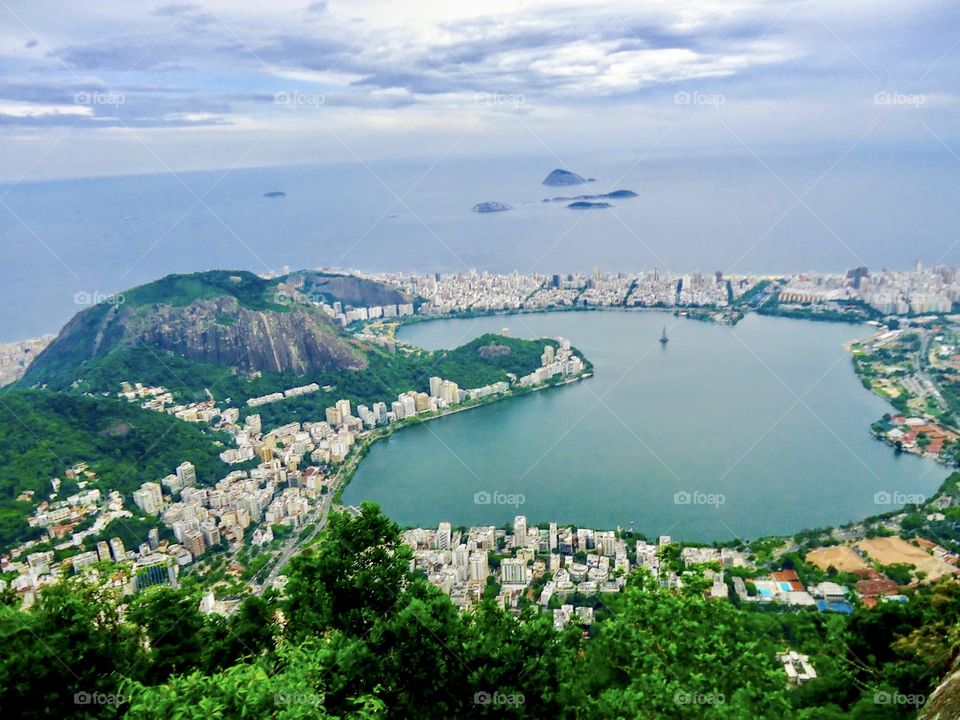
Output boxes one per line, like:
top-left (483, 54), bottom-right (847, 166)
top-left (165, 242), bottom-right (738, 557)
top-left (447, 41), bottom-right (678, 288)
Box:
top-left (346, 311), bottom-right (948, 547)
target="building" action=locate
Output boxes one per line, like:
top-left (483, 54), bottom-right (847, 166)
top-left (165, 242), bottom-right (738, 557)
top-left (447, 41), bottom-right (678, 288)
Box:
top-left (514, 515), bottom-right (527, 548)
top-left (469, 552), bottom-right (489, 582)
top-left (440, 380), bottom-right (460, 405)
top-left (133, 482), bottom-right (164, 515)
top-left (108, 537), bottom-right (126, 561)
top-left (176, 462), bottom-right (197, 489)
top-left (501, 558), bottom-right (528, 586)
top-left (182, 529), bottom-right (205, 559)
top-left (437, 522), bottom-right (452, 551)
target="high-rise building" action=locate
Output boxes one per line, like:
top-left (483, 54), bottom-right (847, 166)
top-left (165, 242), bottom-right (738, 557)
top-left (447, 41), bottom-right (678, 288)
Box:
top-left (437, 522), bottom-right (452, 551)
top-left (200, 519), bottom-right (221, 548)
top-left (440, 380), bottom-right (460, 405)
top-left (429, 376), bottom-right (443, 398)
top-left (514, 515), bottom-right (527, 548)
top-left (176, 462), bottom-right (197, 489)
top-left (109, 537), bottom-right (126, 561)
top-left (469, 552), bottom-right (489, 582)
top-left (541, 345), bottom-right (555, 366)
top-left (325, 407), bottom-right (342, 426)
top-left (414, 392), bottom-right (431, 413)
top-left (183, 529), bottom-right (205, 559)
top-left (133, 482), bottom-right (164, 515)
top-left (336, 399), bottom-right (352, 420)
top-left (549, 522), bottom-right (558, 551)
top-left (501, 558), bottom-right (527, 585)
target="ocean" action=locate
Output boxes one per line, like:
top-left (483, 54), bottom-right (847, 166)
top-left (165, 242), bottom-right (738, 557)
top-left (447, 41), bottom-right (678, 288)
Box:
top-left (3, 148), bottom-right (959, 340)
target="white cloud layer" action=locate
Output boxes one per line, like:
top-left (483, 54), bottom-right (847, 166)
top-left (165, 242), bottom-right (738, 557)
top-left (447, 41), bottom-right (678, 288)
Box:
top-left (0, 0), bottom-right (957, 178)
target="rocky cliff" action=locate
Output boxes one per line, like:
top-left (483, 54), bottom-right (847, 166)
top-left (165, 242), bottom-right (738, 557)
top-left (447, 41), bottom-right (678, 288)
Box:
top-left (23, 271), bottom-right (367, 388)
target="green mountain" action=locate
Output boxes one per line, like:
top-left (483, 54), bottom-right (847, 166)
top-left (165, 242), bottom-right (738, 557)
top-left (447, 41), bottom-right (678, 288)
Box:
top-left (0, 388), bottom-right (231, 550)
top-left (21, 270), bottom-right (412, 390)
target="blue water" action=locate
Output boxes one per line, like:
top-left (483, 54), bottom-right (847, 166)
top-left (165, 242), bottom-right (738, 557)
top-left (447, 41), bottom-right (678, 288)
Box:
top-left (4, 148), bottom-right (960, 340)
top-left (343, 312), bottom-right (946, 541)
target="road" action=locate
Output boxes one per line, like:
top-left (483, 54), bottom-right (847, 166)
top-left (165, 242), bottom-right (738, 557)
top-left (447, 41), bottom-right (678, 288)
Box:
top-left (248, 432), bottom-right (379, 595)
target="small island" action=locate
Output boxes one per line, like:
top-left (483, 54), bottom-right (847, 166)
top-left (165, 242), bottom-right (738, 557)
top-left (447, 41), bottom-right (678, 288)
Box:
top-left (262, 191), bottom-right (286, 198)
top-left (567, 201), bottom-right (612, 209)
top-left (542, 168), bottom-right (593, 186)
top-left (544, 189), bottom-right (637, 203)
top-left (471, 201), bottom-right (514, 213)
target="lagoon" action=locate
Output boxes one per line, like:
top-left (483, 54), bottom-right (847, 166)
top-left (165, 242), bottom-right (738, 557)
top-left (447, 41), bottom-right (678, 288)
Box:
top-left (342, 311), bottom-right (944, 541)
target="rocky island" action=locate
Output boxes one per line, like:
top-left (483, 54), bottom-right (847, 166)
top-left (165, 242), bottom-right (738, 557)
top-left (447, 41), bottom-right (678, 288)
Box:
top-left (542, 168), bottom-right (593, 186)
top-left (471, 201), bottom-right (514, 213)
top-left (567, 200), bottom-right (612, 209)
top-left (544, 189), bottom-right (637, 203)
top-left (262, 191), bottom-right (286, 198)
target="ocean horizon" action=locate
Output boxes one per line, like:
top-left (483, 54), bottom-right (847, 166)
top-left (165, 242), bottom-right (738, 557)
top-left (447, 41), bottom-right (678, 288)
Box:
top-left (4, 148), bottom-right (960, 341)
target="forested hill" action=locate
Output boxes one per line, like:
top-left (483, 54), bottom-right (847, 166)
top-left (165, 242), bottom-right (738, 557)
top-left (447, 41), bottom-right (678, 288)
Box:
top-left (0, 388), bottom-right (230, 550)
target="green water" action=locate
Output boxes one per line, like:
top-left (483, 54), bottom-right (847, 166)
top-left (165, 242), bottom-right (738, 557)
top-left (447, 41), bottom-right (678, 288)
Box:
top-left (343, 311), bottom-right (944, 541)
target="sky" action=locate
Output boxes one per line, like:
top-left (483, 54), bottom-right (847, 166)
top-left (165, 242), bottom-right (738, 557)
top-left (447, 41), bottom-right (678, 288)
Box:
top-left (1, 0), bottom-right (959, 181)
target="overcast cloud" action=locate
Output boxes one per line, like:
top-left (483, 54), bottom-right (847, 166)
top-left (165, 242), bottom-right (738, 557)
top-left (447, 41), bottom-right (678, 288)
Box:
top-left (0, 0), bottom-right (957, 178)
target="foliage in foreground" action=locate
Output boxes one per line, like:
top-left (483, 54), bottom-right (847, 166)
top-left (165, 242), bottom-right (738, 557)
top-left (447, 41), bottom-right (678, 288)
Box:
top-left (2, 503), bottom-right (960, 718)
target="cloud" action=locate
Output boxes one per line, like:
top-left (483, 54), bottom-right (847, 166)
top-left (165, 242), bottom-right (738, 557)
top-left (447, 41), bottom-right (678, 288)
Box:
top-left (0, 0), bottom-right (957, 177)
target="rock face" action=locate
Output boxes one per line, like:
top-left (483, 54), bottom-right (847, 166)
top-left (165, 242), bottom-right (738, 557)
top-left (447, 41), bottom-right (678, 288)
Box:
top-left (472, 202), bottom-right (514, 213)
top-left (24, 271), bottom-right (368, 387)
top-left (128, 297), bottom-right (365, 374)
top-left (542, 169), bottom-right (591, 186)
top-left (285, 271), bottom-right (414, 309)
top-left (920, 656), bottom-right (960, 720)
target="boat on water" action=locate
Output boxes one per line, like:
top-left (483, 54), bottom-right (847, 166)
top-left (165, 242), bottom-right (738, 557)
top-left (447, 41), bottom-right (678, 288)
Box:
top-left (659, 326), bottom-right (669, 345)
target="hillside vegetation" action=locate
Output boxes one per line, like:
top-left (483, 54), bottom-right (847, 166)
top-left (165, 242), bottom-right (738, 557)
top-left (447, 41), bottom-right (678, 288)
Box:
top-left (3, 503), bottom-right (959, 719)
top-left (0, 389), bottom-right (230, 550)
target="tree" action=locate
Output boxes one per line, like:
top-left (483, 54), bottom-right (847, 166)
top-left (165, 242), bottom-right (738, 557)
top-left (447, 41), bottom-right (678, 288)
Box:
top-left (576, 572), bottom-right (792, 718)
top-left (284, 502), bottom-right (413, 641)
top-left (0, 580), bottom-right (140, 718)
top-left (127, 585), bottom-right (208, 683)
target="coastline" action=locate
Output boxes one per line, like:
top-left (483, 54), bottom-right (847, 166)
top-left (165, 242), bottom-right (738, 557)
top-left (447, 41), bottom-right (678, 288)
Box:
top-left (350, 308), bottom-right (952, 550)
